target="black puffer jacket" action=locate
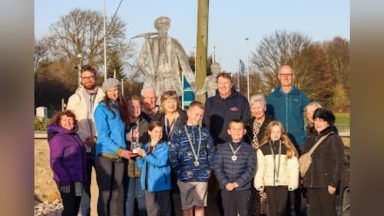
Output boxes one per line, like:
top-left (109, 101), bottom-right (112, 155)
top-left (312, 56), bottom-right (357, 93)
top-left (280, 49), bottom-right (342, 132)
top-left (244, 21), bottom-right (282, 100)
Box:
top-left (302, 125), bottom-right (344, 188)
top-left (214, 141), bottom-right (256, 191)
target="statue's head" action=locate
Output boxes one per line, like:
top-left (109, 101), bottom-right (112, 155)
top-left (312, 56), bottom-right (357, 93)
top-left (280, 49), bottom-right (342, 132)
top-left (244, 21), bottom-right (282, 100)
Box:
top-left (154, 16), bottom-right (171, 33)
top-left (210, 63), bottom-right (221, 75)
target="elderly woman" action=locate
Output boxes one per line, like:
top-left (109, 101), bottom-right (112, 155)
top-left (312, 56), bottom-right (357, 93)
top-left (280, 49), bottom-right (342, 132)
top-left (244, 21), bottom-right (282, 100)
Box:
top-left (152, 90), bottom-right (187, 216)
top-left (47, 110), bottom-right (86, 216)
top-left (94, 78), bottom-right (132, 216)
top-left (245, 93), bottom-right (274, 216)
top-left (152, 90), bottom-right (187, 142)
top-left (304, 102), bottom-right (322, 133)
top-left (302, 108), bottom-right (344, 216)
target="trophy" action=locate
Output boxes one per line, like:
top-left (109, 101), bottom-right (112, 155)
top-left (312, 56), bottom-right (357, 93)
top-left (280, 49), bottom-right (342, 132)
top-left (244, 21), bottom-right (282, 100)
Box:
top-left (129, 126), bottom-right (141, 158)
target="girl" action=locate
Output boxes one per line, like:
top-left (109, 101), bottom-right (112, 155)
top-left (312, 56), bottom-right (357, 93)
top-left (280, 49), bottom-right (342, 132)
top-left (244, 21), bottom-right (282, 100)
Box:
top-left (254, 121), bottom-right (299, 216)
top-left (137, 121), bottom-right (172, 216)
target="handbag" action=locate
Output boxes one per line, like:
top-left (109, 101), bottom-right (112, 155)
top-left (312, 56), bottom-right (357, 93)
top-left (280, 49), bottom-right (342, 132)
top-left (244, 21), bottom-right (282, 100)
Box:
top-left (299, 132), bottom-right (333, 177)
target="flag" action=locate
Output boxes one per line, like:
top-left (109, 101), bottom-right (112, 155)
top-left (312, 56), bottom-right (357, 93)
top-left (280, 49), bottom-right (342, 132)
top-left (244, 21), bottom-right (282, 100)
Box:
top-left (239, 59), bottom-right (246, 74)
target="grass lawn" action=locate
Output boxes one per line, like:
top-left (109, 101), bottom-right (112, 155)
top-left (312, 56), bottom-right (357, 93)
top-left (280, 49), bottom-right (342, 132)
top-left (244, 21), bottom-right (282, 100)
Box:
top-left (335, 113), bottom-right (350, 131)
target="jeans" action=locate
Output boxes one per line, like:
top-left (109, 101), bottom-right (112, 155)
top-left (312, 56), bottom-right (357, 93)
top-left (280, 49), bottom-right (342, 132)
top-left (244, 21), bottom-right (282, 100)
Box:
top-left (125, 177), bottom-right (147, 216)
top-left (80, 154), bottom-right (94, 216)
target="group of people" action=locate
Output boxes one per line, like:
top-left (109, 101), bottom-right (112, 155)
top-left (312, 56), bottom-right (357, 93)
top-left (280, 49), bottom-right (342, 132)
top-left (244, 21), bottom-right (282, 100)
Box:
top-left (47, 64), bottom-right (345, 216)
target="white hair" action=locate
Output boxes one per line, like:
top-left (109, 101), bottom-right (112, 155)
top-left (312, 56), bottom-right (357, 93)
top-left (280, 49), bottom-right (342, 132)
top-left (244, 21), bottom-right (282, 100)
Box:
top-left (140, 87), bottom-right (156, 97)
top-left (249, 93), bottom-right (266, 107)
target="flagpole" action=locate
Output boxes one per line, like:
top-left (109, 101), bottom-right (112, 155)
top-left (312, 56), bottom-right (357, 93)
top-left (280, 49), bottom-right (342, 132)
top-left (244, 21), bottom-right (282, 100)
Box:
top-left (238, 60), bottom-right (240, 92)
top-left (245, 37), bottom-right (250, 100)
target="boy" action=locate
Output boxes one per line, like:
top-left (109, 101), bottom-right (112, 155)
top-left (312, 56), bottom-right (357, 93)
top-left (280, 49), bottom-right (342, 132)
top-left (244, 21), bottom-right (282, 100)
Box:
top-left (214, 119), bottom-right (256, 216)
top-left (169, 101), bottom-right (216, 216)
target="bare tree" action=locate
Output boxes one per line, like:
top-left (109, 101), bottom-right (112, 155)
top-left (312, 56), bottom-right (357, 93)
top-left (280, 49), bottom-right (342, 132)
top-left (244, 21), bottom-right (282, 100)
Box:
top-left (43, 8), bottom-right (135, 76)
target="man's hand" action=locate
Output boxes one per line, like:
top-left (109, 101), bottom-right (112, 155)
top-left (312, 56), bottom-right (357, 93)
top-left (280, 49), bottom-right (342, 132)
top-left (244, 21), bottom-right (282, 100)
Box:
top-left (225, 183), bottom-right (235, 191)
top-left (84, 136), bottom-right (96, 148)
top-left (328, 185), bottom-right (336, 195)
top-left (232, 182), bottom-right (239, 188)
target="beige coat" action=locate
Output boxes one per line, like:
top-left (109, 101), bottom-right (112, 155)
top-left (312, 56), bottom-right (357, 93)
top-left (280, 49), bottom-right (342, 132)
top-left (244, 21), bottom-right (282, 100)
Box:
top-left (66, 86), bottom-right (105, 152)
top-left (254, 149), bottom-right (299, 191)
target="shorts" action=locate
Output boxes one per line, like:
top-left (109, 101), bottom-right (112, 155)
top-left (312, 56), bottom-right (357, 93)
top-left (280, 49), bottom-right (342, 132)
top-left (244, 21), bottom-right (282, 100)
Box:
top-left (177, 180), bottom-right (208, 210)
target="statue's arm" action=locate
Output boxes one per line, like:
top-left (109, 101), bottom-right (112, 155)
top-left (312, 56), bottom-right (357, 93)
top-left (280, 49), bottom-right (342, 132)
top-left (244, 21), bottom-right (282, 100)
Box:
top-left (137, 38), bottom-right (155, 75)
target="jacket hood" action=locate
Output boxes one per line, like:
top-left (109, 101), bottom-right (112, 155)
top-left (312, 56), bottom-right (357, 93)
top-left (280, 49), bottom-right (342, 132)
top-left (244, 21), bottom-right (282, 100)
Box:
top-left (214, 88), bottom-right (239, 100)
top-left (271, 86), bottom-right (300, 97)
top-left (47, 123), bottom-right (76, 140)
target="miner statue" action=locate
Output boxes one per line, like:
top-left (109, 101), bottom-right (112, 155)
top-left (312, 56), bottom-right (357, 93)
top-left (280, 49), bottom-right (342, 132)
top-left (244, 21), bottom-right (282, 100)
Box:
top-left (136, 16), bottom-right (198, 102)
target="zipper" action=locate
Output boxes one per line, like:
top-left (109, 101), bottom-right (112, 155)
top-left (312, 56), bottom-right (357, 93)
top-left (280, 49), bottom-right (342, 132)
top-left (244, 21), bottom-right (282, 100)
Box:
top-left (285, 95), bottom-right (289, 133)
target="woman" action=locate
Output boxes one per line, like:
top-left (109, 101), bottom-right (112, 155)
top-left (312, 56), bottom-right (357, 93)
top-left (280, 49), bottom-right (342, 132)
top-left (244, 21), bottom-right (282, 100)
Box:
top-left (48, 110), bottom-right (85, 216)
top-left (152, 90), bottom-right (187, 142)
top-left (152, 90), bottom-right (187, 216)
top-left (246, 93), bottom-right (274, 216)
top-left (302, 108), bottom-right (344, 216)
top-left (137, 121), bottom-right (172, 216)
top-left (93, 78), bottom-right (132, 216)
top-left (304, 101), bottom-right (322, 134)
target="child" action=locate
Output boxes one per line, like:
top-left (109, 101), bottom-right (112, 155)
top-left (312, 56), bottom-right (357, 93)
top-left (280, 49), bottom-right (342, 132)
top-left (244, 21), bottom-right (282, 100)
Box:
top-left (214, 119), bottom-right (256, 216)
top-left (254, 121), bottom-right (299, 216)
top-left (169, 101), bottom-right (216, 216)
top-left (137, 121), bottom-right (172, 216)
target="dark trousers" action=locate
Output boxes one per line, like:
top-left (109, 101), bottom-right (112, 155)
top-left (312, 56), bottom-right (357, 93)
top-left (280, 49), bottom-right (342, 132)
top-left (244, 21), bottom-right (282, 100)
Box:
top-left (58, 184), bottom-right (81, 216)
top-left (221, 189), bottom-right (251, 216)
top-left (170, 169), bottom-right (182, 216)
top-left (145, 190), bottom-right (172, 216)
top-left (265, 186), bottom-right (288, 216)
top-left (307, 188), bottom-right (337, 216)
top-left (80, 154), bottom-right (94, 216)
top-left (94, 156), bottom-right (125, 216)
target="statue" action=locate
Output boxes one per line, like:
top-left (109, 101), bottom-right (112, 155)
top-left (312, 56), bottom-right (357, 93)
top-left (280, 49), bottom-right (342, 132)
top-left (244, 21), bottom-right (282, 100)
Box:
top-left (195, 62), bottom-right (221, 98)
top-left (136, 16), bottom-right (197, 101)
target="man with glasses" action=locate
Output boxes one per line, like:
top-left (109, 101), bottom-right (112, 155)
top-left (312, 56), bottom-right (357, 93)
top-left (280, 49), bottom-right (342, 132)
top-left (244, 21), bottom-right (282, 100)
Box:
top-left (140, 87), bottom-right (159, 120)
top-left (266, 64), bottom-right (310, 216)
top-left (66, 65), bottom-right (105, 216)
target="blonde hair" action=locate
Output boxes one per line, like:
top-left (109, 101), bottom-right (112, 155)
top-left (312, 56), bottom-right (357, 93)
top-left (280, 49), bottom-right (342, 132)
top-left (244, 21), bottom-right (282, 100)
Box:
top-left (260, 121), bottom-right (299, 158)
top-left (188, 101), bottom-right (205, 110)
top-left (304, 101), bottom-right (322, 121)
top-left (160, 90), bottom-right (179, 113)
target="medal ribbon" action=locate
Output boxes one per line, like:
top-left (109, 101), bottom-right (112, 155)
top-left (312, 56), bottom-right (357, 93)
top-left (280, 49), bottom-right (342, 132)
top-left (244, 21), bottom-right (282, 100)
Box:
top-left (184, 126), bottom-right (202, 164)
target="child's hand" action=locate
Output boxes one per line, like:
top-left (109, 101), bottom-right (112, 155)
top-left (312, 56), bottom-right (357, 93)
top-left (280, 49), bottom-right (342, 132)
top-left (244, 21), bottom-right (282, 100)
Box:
top-left (137, 148), bottom-right (146, 157)
top-left (225, 183), bottom-right (235, 191)
top-left (232, 182), bottom-right (239, 188)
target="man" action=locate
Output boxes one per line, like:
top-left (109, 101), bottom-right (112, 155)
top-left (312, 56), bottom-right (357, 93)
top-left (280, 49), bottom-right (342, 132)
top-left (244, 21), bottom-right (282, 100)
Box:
top-left (66, 65), bottom-right (105, 216)
top-left (141, 87), bottom-right (159, 120)
top-left (203, 72), bottom-right (251, 145)
top-left (202, 72), bottom-right (251, 216)
top-left (266, 64), bottom-right (310, 216)
top-left (124, 95), bottom-right (149, 216)
top-left (266, 65), bottom-right (310, 152)
top-left (137, 16), bottom-right (198, 99)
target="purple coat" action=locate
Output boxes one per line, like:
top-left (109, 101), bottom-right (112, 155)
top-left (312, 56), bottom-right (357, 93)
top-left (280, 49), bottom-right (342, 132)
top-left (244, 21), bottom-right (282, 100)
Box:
top-left (47, 124), bottom-right (86, 186)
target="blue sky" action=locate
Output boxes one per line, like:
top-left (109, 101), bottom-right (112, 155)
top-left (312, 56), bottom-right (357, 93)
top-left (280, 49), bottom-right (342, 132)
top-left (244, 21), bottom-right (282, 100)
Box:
top-left (35, 0), bottom-right (350, 73)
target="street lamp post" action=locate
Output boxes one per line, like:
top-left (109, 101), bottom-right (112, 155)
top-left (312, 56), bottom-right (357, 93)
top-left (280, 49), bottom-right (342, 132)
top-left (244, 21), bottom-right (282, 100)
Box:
top-left (103, 0), bottom-right (107, 81)
top-left (245, 37), bottom-right (250, 100)
top-left (77, 53), bottom-right (82, 87)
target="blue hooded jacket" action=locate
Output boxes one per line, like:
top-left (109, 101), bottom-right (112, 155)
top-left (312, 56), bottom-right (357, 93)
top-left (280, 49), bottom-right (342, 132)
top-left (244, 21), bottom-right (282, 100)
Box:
top-left (94, 100), bottom-right (126, 155)
top-left (137, 142), bottom-right (171, 192)
top-left (266, 86), bottom-right (309, 146)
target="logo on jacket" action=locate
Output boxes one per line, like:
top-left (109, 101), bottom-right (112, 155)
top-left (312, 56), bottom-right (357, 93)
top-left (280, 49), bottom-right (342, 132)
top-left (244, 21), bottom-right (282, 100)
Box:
top-left (230, 107), bottom-right (240, 111)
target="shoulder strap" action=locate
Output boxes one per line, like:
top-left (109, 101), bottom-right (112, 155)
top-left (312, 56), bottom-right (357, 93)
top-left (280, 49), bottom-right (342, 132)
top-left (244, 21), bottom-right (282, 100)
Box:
top-left (308, 132), bottom-right (334, 155)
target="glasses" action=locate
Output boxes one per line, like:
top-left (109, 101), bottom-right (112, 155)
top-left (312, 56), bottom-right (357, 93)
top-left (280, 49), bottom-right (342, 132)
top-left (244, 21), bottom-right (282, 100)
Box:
top-left (279, 73), bottom-right (293, 77)
top-left (81, 75), bottom-right (95, 80)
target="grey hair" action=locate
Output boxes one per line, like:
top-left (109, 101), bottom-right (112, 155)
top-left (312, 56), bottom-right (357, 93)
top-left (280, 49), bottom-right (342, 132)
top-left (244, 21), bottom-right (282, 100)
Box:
top-left (249, 93), bottom-right (266, 107)
top-left (140, 87), bottom-right (156, 97)
top-left (304, 101), bottom-right (322, 113)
